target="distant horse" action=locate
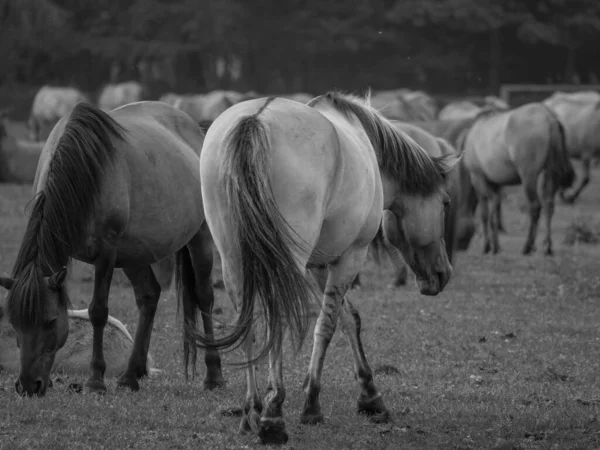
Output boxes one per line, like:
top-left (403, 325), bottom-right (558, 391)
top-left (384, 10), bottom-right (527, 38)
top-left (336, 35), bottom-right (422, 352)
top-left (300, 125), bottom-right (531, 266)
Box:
top-left (461, 103), bottom-right (575, 255)
top-left (352, 123), bottom-right (462, 289)
top-left (97, 81), bottom-right (146, 111)
top-left (27, 86), bottom-right (89, 141)
top-left (0, 306), bottom-right (159, 378)
top-left (0, 101), bottom-right (224, 396)
top-left (195, 92), bottom-right (458, 444)
top-left (543, 91), bottom-right (600, 203)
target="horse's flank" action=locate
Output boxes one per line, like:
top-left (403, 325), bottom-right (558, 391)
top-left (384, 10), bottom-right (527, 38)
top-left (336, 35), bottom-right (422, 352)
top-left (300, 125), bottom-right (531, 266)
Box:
top-left (7, 103), bottom-right (127, 328)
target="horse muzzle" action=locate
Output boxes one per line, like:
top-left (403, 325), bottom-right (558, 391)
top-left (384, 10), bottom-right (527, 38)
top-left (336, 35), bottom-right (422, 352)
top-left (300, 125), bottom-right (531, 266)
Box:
top-left (15, 376), bottom-right (47, 397)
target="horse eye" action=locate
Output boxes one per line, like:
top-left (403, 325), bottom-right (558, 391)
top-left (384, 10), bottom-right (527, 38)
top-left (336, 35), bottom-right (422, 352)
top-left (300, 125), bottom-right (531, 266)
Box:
top-left (45, 318), bottom-right (57, 329)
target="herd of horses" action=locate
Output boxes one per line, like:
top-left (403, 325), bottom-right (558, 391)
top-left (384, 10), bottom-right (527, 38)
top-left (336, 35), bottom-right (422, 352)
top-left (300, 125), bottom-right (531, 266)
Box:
top-left (0, 81), bottom-right (598, 445)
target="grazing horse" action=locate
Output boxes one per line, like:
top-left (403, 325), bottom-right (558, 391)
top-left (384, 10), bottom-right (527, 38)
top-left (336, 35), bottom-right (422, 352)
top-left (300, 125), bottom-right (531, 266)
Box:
top-left (0, 306), bottom-right (159, 378)
top-left (462, 103), bottom-right (575, 255)
top-left (353, 123), bottom-right (462, 289)
top-left (0, 101), bottom-right (224, 396)
top-left (196, 92), bottom-right (458, 444)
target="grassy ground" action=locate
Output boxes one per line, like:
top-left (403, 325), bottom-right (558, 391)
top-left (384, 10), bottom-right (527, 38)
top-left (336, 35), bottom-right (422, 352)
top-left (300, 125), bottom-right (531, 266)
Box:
top-left (1, 159), bottom-right (600, 449)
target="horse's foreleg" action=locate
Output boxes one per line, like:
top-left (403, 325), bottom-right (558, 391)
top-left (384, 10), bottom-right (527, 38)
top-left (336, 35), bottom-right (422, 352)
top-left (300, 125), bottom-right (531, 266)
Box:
top-left (188, 225), bottom-right (225, 389)
top-left (522, 181), bottom-right (542, 255)
top-left (562, 155), bottom-right (589, 204)
top-left (339, 297), bottom-right (390, 423)
top-left (238, 325), bottom-right (263, 436)
top-left (119, 265), bottom-right (160, 391)
top-left (259, 346), bottom-right (288, 445)
top-left (541, 172), bottom-right (556, 256)
top-left (86, 252), bottom-right (116, 394)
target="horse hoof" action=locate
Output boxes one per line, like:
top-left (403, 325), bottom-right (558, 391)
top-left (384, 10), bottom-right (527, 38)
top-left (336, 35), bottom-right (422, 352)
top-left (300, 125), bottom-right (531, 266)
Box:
top-left (544, 248), bottom-right (554, 257)
top-left (357, 395), bottom-right (391, 424)
top-left (259, 418), bottom-right (289, 445)
top-left (86, 379), bottom-right (107, 395)
top-left (483, 244), bottom-right (491, 254)
top-left (203, 377), bottom-right (226, 390)
top-left (239, 408), bottom-right (261, 434)
top-left (117, 376), bottom-right (140, 392)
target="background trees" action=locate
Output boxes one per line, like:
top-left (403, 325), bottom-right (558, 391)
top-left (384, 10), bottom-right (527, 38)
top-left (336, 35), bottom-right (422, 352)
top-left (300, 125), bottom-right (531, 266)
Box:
top-left (1, 0), bottom-right (599, 113)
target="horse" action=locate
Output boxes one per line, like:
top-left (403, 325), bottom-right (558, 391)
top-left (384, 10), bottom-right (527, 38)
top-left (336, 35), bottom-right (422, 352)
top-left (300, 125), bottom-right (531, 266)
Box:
top-left (0, 100), bottom-right (225, 396)
top-left (27, 86), bottom-right (89, 141)
top-left (97, 81), bottom-right (146, 111)
top-left (0, 305), bottom-right (160, 378)
top-left (352, 123), bottom-right (462, 289)
top-left (461, 103), bottom-right (575, 255)
top-left (543, 91), bottom-right (600, 203)
top-left (194, 92), bottom-right (459, 444)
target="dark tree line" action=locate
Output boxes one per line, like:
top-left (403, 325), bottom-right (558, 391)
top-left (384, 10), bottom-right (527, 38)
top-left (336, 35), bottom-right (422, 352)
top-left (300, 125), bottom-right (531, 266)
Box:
top-left (1, 0), bottom-right (599, 100)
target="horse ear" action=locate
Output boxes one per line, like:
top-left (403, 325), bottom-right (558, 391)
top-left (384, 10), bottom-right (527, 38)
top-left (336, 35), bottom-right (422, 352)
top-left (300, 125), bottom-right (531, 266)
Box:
top-left (436, 152), bottom-right (462, 174)
top-left (0, 277), bottom-right (15, 290)
top-left (48, 267), bottom-right (68, 289)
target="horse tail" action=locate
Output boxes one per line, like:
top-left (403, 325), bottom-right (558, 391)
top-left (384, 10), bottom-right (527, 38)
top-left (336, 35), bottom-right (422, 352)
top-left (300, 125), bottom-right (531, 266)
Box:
top-left (543, 105), bottom-right (575, 191)
top-left (194, 101), bottom-right (314, 364)
top-left (175, 246), bottom-right (199, 380)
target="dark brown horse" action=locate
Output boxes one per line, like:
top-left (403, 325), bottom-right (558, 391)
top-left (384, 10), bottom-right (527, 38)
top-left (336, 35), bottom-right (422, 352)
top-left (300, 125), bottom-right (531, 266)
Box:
top-left (0, 101), bottom-right (224, 396)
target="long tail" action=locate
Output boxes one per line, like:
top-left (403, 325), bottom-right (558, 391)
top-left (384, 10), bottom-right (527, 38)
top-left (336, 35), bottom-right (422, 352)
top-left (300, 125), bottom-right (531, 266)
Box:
top-left (543, 105), bottom-right (575, 191)
top-left (194, 106), bottom-right (314, 363)
top-left (175, 246), bottom-right (199, 380)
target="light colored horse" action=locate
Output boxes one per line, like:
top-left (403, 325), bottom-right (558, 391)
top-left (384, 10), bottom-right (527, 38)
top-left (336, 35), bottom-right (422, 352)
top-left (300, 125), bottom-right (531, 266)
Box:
top-left (462, 104), bottom-right (575, 255)
top-left (369, 90), bottom-right (430, 121)
top-left (97, 81), bottom-right (146, 111)
top-left (27, 86), bottom-right (89, 141)
top-left (438, 101), bottom-right (482, 121)
top-left (0, 101), bottom-right (224, 396)
top-left (543, 91), bottom-right (600, 203)
top-left (159, 90), bottom-right (237, 123)
top-left (195, 93), bottom-right (458, 444)
top-left (0, 306), bottom-right (159, 377)
top-left (353, 123), bottom-right (462, 289)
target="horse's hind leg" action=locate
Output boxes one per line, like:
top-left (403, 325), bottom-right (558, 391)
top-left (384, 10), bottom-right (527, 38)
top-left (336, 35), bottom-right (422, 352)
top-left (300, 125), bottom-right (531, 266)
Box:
top-left (301, 247), bottom-right (389, 424)
top-left (541, 172), bottom-right (556, 256)
top-left (339, 297), bottom-right (390, 423)
top-left (521, 178), bottom-right (542, 255)
top-left (186, 224), bottom-right (225, 389)
top-left (259, 346), bottom-right (288, 445)
top-left (118, 265), bottom-right (161, 390)
top-left (86, 252), bottom-right (117, 394)
top-left (470, 173), bottom-right (492, 254)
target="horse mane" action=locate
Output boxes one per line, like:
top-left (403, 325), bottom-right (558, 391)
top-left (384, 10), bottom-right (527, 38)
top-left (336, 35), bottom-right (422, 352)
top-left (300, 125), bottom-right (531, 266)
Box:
top-left (198, 120), bottom-right (213, 134)
top-left (308, 91), bottom-right (445, 196)
top-left (7, 102), bottom-right (126, 328)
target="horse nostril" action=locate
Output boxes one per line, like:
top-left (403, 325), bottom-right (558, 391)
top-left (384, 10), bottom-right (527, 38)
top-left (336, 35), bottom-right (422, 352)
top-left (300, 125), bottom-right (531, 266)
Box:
top-left (15, 379), bottom-right (22, 394)
top-left (34, 379), bottom-right (43, 394)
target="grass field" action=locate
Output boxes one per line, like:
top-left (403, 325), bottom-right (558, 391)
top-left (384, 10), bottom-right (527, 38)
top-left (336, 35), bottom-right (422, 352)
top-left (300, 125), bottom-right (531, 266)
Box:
top-left (1, 159), bottom-right (600, 449)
